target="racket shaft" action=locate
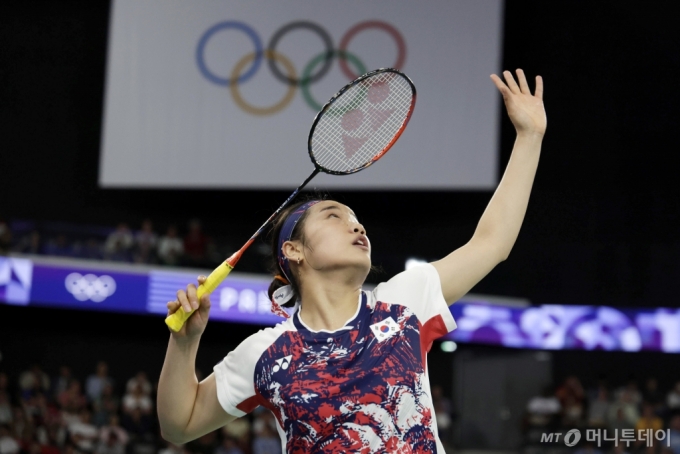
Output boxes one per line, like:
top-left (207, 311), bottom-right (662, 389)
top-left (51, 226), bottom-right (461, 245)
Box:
top-left (163, 150), bottom-right (323, 333)
top-left (163, 170), bottom-right (317, 332)
top-left (164, 260), bottom-right (234, 332)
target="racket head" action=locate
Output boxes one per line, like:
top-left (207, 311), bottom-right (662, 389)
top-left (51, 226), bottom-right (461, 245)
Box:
top-left (307, 68), bottom-right (416, 175)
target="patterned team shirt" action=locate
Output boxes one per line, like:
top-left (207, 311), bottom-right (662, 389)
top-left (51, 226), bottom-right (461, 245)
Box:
top-left (214, 264), bottom-right (457, 453)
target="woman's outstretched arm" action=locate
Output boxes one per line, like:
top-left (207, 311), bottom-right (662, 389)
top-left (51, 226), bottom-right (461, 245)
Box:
top-left (157, 276), bottom-right (236, 444)
top-left (432, 69), bottom-right (547, 304)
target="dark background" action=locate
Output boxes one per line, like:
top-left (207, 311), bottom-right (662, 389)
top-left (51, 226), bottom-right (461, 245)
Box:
top-left (1, 3), bottom-right (679, 319)
top-left (2, 1), bottom-right (679, 310)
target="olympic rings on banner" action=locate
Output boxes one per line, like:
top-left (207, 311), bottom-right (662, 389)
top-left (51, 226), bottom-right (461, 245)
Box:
top-left (301, 51), bottom-right (367, 112)
top-left (196, 19), bottom-right (407, 115)
top-left (267, 21), bottom-right (333, 86)
top-left (196, 21), bottom-right (262, 86)
top-left (230, 50), bottom-right (297, 116)
top-left (338, 21), bottom-right (406, 80)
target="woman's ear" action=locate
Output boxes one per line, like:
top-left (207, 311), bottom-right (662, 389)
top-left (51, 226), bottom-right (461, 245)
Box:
top-left (281, 240), bottom-right (302, 263)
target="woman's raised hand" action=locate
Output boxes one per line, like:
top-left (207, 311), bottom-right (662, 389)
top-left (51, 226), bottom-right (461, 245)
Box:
top-left (166, 276), bottom-right (211, 340)
top-left (490, 69), bottom-right (546, 137)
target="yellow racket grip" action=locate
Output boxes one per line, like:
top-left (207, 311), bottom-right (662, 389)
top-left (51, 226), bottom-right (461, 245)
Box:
top-left (164, 261), bottom-right (234, 332)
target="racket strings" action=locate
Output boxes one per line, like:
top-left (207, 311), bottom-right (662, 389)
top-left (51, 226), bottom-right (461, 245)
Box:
top-left (311, 72), bottom-right (413, 173)
top-left (315, 76), bottom-right (410, 171)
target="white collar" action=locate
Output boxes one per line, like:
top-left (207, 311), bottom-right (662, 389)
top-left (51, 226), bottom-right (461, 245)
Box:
top-left (296, 292), bottom-right (363, 334)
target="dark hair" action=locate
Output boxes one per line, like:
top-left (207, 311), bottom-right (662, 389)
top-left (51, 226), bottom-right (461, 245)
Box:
top-left (266, 197), bottom-right (321, 306)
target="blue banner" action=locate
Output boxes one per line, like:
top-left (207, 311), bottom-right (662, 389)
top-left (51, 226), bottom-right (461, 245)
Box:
top-left (3, 255), bottom-right (680, 353)
top-left (30, 263), bottom-right (149, 314)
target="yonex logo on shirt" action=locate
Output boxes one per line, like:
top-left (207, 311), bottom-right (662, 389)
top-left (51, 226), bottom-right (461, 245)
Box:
top-left (273, 355), bottom-right (293, 373)
top-left (370, 317), bottom-right (401, 342)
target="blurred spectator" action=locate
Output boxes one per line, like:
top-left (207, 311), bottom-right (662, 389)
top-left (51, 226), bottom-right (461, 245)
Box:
top-left (104, 224), bottom-right (133, 262)
top-left (221, 418), bottom-right (251, 453)
top-left (526, 386), bottom-right (561, 428)
top-left (95, 431), bottom-right (124, 454)
top-left (0, 374), bottom-right (10, 426)
top-left (434, 399), bottom-right (452, 444)
top-left (556, 376), bottom-right (585, 406)
top-left (634, 403), bottom-right (663, 450)
top-left (52, 366), bottom-right (73, 402)
top-left (96, 415), bottom-right (128, 454)
top-left (0, 394), bottom-right (11, 426)
top-left (21, 391), bottom-right (47, 423)
top-left (0, 222), bottom-right (11, 255)
top-left (668, 414), bottom-right (680, 454)
top-left (133, 220), bottom-right (157, 264)
top-left (10, 406), bottom-right (32, 445)
top-left (44, 234), bottom-right (73, 257)
top-left (86, 362), bottom-right (113, 403)
top-left (183, 219), bottom-right (208, 267)
top-left (615, 379), bottom-right (642, 407)
top-left (68, 409), bottom-right (98, 453)
top-left (125, 372), bottom-right (151, 397)
top-left (432, 385), bottom-right (453, 445)
top-left (92, 384), bottom-right (119, 428)
top-left (609, 384), bottom-right (641, 427)
top-left (668, 381), bottom-right (680, 411)
top-left (215, 436), bottom-right (244, 454)
top-left (0, 373), bottom-right (8, 394)
top-left (252, 410), bottom-right (280, 454)
top-left (120, 408), bottom-right (154, 454)
top-left (587, 375), bottom-right (609, 402)
top-left (158, 226), bottom-right (184, 266)
top-left (561, 394), bottom-right (584, 428)
top-left (122, 383), bottom-right (152, 416)
top-left (0, 424), bottom-right (20, 454)
top-left (252, 426), bottom-right (279, 454)
top-left (38, 424), bottom-right (63, 454)
top-left (18, 365), bottom-right (50, 399)
top-left (81, 239), bottom-right (103, 261)
top-left (608, 406), bottom-right (635, 435)
top-left (431, 385), bottom-right (452, 416)
top-left (13, 230), bottom-right (41, 255)
top-left (587, 386), bottom-right (610, 428)
top-left (643, 377), bottom-right (664, 411)
top-left (58, 380), bottom-right (88, 420)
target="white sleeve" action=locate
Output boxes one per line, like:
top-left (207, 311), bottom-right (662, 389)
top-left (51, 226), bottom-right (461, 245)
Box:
top-left (212, 326), bottom-right (287, 417)
top-left (373, 263), bottom-right (457, 334)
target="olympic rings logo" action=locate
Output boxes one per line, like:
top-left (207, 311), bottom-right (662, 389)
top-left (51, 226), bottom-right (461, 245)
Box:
top-left (65, 273), bottom-right (117, 303)
top-left (196, 20), bottom-right (406, 115)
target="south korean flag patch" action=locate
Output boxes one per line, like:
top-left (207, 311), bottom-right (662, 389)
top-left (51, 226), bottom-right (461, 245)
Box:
top-left (370, 317), bottom-right (401, 342)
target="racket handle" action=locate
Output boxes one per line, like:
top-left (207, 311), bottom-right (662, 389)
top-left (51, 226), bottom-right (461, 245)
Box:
top-left (164, 260), bottom-right (234, 332)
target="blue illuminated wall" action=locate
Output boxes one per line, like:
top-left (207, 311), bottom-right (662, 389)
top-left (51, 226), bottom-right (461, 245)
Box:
top-left (2, 256), bottom-right (679, 353)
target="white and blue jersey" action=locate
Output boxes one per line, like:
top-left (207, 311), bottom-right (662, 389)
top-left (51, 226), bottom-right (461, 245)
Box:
top-left (214, 264), bottom-right (457, 453)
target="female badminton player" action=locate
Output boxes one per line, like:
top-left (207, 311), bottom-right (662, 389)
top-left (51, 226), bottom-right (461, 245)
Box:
top-left (157, 69), bottom-right (546, 453)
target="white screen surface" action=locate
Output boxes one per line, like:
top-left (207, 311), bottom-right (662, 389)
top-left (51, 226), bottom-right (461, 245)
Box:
top-left (99, 0), bottom-right (503, 189)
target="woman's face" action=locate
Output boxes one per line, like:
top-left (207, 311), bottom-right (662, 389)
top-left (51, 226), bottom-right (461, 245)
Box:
top-left (289, 200), bottom-right (371, 279)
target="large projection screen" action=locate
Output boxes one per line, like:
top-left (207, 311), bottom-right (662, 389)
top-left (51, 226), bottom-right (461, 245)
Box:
top-left (99, 0), bottom-right (503, 189)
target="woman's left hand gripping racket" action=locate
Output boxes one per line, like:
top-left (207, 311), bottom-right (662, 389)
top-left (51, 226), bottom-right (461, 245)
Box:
top-left (165, 68), bottom-right (416, 332)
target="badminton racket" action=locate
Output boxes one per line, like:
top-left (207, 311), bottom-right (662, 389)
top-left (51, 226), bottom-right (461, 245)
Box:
top-left (166, 68), bottom-right (416, 332)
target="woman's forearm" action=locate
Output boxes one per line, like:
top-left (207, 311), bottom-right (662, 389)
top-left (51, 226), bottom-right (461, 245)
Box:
top-left (157, 334), bottom-right (201, 443)
top-left (473, 132), bottom-right (543, 258)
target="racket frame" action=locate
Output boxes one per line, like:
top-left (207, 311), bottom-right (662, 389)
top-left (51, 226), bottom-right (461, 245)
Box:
top-left (307, 67), bottom-right (417, 175)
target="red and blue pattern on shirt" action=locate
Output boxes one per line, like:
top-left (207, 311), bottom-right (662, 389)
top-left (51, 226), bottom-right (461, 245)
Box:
top-left (244, 293), bottom-right (444, 453)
